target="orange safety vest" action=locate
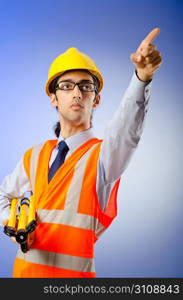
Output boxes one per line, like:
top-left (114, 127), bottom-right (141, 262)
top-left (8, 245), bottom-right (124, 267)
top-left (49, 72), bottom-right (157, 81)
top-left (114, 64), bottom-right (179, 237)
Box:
top-left (13, 138), bottom-right (120, 278)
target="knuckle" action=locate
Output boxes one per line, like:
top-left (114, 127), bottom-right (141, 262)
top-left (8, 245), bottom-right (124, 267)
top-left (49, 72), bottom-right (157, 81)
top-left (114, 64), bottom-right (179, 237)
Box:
top-left (150, 44), bottom-right (156, 50)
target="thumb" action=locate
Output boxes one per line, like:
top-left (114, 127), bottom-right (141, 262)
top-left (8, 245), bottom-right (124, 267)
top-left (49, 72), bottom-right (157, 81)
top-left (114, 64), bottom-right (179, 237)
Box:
top-left (11, 236), bottom-right (18, 244)
top-left (130, 52), bottom-right (143, 64)
top-left (3, 219), bottom-right (9, 226)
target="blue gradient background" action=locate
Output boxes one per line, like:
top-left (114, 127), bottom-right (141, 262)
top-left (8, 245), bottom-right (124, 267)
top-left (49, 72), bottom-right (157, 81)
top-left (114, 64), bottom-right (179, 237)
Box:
top-left (0, 0), bottom-right (182, 278)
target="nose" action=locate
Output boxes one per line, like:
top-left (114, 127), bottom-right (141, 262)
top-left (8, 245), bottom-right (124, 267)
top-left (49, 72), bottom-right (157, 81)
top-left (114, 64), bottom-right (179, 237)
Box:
top-left (72, 84), bottom-right (82, 99)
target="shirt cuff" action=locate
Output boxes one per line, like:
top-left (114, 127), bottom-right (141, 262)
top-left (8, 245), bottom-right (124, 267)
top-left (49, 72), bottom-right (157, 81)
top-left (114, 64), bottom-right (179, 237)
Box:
top-left (0, 208), bottom-right (9, 226)
top-left (135, 69), bottom-right (152, 84)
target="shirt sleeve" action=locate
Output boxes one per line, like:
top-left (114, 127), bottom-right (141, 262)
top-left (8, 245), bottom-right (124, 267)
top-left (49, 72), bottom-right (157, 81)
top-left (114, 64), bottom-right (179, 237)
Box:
top-left (96, 71), bottom-right (151, 210)
top-left (0, 158), bottom-right (32, 225)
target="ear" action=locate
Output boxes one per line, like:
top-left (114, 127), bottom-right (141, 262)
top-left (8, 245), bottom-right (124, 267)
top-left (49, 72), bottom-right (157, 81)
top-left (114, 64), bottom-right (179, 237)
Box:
top-left (93, 94), bottom-right (100, 108)
top-left (49, 93), bottom-right (58, 107)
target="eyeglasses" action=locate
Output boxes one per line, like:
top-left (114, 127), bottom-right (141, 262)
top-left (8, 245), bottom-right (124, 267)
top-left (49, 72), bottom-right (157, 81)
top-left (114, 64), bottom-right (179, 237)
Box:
top-left (56, 80), bottom-right (97, 92)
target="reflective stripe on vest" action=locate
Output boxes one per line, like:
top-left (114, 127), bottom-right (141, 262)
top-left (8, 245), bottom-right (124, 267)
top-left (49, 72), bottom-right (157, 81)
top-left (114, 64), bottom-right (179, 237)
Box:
top-left (17, 248), bottom-right (95, 273)
top-left (30, 143), bottom-right (44, 192)
top-left (37, 208), bottom-right (105, 236)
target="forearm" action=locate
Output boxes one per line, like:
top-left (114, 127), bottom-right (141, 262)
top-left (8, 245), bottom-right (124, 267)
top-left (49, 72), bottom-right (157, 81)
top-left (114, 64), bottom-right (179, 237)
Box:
top-left (0, 191), bottom-right (10, 224)
top-left (99, 71), bottom-right (151, 183)
top-left (0, 159), bottom-right (32, 225)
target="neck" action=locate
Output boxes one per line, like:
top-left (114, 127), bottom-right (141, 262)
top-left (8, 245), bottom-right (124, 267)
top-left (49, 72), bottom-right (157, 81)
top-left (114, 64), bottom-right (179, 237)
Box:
top-left (59, 120), bottom-right (91, 139)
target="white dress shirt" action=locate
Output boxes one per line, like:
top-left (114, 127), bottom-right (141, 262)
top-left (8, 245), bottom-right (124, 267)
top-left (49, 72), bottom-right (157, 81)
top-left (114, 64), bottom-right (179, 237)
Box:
top-left (0, 72), bottom-right (151, 224)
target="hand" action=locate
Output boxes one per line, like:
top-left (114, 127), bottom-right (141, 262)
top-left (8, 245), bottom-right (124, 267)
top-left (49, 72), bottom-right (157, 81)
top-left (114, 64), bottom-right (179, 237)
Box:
top-left (130, 28), bottom-right (162, 82)
top-left (27, 231), bottom-right (35, 248)
top-left (3, 218), bottom-right (36, 247)
top-left (3, 219), bottom-right (18, 244)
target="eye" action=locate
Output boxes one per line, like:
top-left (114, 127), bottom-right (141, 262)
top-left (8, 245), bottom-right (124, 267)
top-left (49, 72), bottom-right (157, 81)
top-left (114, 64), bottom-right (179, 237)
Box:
top-left (62, 84), bottom-right (71, 90)
top-left (82, 84), bottom-right (90, 90)
top-left (80, 83), bottom-right (93, 91)
top-left (58, 82), bottom-right (73, 90)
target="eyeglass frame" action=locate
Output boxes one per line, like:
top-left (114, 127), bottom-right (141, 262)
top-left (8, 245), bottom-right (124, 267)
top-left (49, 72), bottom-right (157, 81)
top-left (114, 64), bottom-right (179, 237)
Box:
top-left (55, 79), bottom-right (97, 92)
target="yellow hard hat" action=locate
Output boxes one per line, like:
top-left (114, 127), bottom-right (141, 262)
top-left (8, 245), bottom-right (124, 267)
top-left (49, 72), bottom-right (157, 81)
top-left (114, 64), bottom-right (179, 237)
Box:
top-left (45, 47), bottom-right (104, 96)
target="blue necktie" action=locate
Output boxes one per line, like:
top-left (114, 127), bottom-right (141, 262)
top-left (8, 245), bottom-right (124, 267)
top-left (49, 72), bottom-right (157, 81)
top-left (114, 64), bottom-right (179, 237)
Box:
top-left (48, 140), bottom-right (69, 183)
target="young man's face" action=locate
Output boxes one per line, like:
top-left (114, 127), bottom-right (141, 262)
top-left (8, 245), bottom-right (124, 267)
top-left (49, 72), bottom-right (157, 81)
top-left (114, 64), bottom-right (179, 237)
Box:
top-left (50, 71), bottom-right (100, 127)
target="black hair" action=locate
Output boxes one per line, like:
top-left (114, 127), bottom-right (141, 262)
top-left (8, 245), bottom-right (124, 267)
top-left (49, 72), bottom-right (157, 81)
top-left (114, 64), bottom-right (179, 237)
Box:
top-left (54, 121), bottom-right (61, 138)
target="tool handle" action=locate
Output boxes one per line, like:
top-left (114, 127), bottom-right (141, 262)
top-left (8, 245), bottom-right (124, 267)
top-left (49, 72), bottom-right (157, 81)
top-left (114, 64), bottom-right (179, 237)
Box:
top-left (27, 195), bottom-right (36, 225)
top-left (27, 195), bottom-right (37, 233)
top-left (17, 198), bottom-right (29, 231)
top-left (8, 198), bottom-right (18, 228)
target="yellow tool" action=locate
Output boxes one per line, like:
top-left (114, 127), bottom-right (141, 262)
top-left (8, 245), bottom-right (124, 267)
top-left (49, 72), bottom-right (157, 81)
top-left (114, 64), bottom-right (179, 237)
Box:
top-left (16, 198), bottom-right (30, 253)
top-left (26, 195), bottom-right (37, 233)
top-left (4, 198), bottom-right (18, 237)
top-left (4, 194), bottom-right (37, 253)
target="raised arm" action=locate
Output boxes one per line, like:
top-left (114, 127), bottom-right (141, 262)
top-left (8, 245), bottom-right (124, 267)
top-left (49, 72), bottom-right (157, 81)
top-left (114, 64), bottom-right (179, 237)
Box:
top-left (98, 28), bottom-right (162, 184)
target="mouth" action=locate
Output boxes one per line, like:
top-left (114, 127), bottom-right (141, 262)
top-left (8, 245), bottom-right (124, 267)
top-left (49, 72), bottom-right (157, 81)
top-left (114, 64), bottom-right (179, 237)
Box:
top-left (70, 104), bottom-right (83, 110)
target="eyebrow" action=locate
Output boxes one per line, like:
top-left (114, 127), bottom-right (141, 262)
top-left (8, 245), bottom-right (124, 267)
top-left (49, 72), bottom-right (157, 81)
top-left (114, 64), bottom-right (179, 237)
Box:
top-left (57, 79), bottom-right (94, 84)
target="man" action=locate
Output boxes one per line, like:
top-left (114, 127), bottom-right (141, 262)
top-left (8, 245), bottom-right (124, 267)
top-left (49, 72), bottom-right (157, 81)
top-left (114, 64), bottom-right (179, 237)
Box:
top-left (0, 28), bottom-right (162, 277)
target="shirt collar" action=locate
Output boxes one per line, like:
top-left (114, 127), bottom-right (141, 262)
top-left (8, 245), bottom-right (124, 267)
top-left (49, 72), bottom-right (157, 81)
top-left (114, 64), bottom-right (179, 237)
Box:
top-left (57, 128), bottom-right (96, 153)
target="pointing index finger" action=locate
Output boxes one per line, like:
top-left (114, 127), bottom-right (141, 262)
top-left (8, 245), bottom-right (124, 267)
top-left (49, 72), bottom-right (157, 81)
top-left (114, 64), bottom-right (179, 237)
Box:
top-left (142, 28), bottom-right (160, 45)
